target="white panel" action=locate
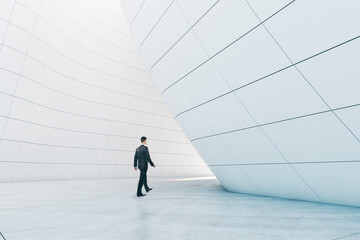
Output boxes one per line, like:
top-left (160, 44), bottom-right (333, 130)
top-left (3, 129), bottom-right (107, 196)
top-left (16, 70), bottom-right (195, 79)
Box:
top-left (14, 76), bottom-right (38, 101)
top-left (137, 32), bottom-right (162, 68)
top-left (192, 0), bottom-right (259, 56)
top-left (192, 137), bottom-right (235, 166)
top-left (0, 46), bottom-right (25, 73)
top-left (197, 93), bottom-right (256, 134)
top-left (0, 117), bottom-right (6, 136)
top-left (264, 0), bottom-right (360, 62)
top-left (3, 24), bottom-right (31, 53)
top-left (2, 118), bottom-right (27, 140)
top-left (0, 140), bottom-right (21, 162)
top-left (179, 61), bottom-right (230, 107)
top-left (74, 0), bottom-right (125, 32)
top-left (64, 164), bottom-right (83, 179)
top-left (150, 57), bottom-right (178, 92)
top-left (38, 0), bottom-right (59, 26)
top-left (113, 164), bottom-right (129, 178)
top-left (176, 109), bottom-right (213, 140)
top-left (16, 144), bottom-right (79, 164)
top-left (98, 165), bottom-right (115, 178)
top-left (10, 2), bottom-right (38, 32)
top-left (20, 56), bottom-right (44, 81)
top-left (296, 38), bottom-right (360, 108)
top-left (241, 164), bottom-right (320, 202)
top-left (217, 127), bottom-right (286, 164)
top-left (165, 30), bottom-right (208, 79)
top-left (0, 162), bottom-right (14, 182)
top-left (12, 162), bottom-right (44, 181)
top-left (245, 0), bottom-right (292, 20)
top-left (335, 106), bottom-right (360, 141)
top-left (150, 3), bottom-right (188, 57)
top-left (176, 0), bottom-right (218, 26)
top-left (162, 85), bottom-right (193, 116)
top-left (235, 67), bottom-right (328, 124)
top-left (210, 165), bottom-right (261, 194)
top-left (28, 104), bottom-right (66, 129)
top-left (82, 165), bottom-right (100, 179)
top-left (16, 0), bottom-right (41, 12)
top-left (122, 0), bottom-right (143, 24)
top-left (294, 163), bottom-right (360, 207)
top-left (26, 37), bottom-right (49, 63)
top-left (0, 0), bottom-right (14, 20)
top-left (212, 26), bottom-right (291, 90)
top-left (131, 0), bottom-right (173, 44)
top-left (262, 113), bottom-right (360, 162)
top-left (0, 20), bottom-right (8, 43)
top-left (0, 93), bottom-right (14, 116)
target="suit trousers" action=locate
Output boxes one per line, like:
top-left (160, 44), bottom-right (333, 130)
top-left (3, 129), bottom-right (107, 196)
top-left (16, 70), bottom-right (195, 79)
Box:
top-left (137, 169), bottom-right (149, 194)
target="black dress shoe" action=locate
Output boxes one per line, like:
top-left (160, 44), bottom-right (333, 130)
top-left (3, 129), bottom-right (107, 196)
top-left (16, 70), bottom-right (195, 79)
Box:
top-left (137, 193), bottom-right (146, 197)
top-left (146, 188), bottom-right (153, 193)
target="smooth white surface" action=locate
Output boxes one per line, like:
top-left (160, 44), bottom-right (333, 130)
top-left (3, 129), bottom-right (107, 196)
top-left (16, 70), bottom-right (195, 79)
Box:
top-left (197, 93), bottom-right (255, 134)
top-left (234, 67), bottom-right (328, 124)
top-left (176, 0), bottom-right (218, 26)
top-left (336, 106), bottom-right (360, 140)
top-left (261, 113), bottom-right (360, 162)
top-left (263, 0), bottom-right (360, 62)
top-left (179, 61), bottom-right (229, 107)
top-left (296, 39), bottom-right (360, 109)
top-left (0, 0), bottom-right (212, 182)
top-left (216, 128), bottom-right (286, 164)
top-left (246, 0), bottom-right (292, 20)
top-left (131, 0), bottom-right (173, 44)
top-left (1, 178), bottom-right (360, 240)
top-left (192, 0), bottom-right (258, 56)
top-left (124, 0), bottom-right (360, 207)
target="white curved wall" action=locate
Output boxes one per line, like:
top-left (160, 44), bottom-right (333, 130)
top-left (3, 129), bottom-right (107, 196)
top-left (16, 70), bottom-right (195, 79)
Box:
top-left (0, 0), bottom-right (212, 182)
top-left (124, 0), bottom-right (360, 206)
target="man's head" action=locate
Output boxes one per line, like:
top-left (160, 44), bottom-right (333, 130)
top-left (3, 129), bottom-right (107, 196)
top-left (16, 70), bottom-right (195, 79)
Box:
top-left (141, 136), bottom-right (147, 145)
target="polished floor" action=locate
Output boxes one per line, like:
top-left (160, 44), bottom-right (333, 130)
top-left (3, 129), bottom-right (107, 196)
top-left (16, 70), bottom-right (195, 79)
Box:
top-left (0, 177), bottom-right (360, 240)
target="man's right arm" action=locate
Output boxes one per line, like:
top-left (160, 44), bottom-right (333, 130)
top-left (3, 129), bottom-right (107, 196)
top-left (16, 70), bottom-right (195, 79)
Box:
top-left (145, 147), bottom-right (155, 167)
top-left (133, 150), bottom-right (138, 170)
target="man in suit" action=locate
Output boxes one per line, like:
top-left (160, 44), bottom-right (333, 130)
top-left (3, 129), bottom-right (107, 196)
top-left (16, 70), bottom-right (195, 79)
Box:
top-left (134, 136), bottom-right (155, 197)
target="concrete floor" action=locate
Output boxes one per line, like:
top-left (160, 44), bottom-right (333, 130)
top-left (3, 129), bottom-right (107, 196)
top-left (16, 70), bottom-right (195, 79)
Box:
top-left (0, 177), bottom-right (360, 240)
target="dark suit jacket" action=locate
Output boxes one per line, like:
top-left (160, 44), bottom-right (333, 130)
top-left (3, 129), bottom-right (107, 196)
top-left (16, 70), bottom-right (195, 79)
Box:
top-left (134, 145), bottom-right (154, 171)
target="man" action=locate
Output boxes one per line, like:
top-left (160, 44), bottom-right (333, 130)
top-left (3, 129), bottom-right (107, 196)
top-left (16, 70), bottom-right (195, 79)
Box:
top-left (134, 136), bottom-right (156, 197)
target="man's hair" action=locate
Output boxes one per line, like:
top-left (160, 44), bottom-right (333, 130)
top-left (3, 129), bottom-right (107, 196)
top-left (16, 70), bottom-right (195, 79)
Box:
top-left (141, 136), bottom-right (147, 143)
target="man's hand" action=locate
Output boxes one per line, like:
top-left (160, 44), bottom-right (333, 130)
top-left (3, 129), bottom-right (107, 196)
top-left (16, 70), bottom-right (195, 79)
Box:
top-left (134, 167), bottom-right (138, 171)
top-left (153, 165), bottom-right (156, 168)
